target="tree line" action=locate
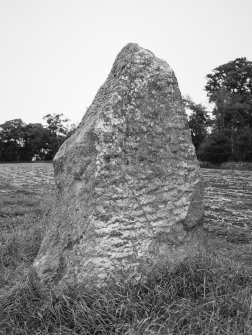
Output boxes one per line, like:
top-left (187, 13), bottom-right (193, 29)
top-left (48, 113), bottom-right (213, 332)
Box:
top-left (1, 57), bottom-right (252, 163)
top-left (185, 57), bottom-right (252, 163)
top-left (0, 114), bottom-right (76, 162)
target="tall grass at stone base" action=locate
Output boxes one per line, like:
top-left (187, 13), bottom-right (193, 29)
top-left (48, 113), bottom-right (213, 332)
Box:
top-left (1, 240), bottom-right (252, 335)
top-left (1, 185), bottom-right (252, 334)
top-left (0, 189), bottom-right (51, 291)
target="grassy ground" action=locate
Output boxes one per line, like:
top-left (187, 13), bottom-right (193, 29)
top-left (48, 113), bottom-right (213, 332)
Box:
top-left (0, 183), bottom-right (53, 295)
top-left (0, 163), bottom-right (252, 334)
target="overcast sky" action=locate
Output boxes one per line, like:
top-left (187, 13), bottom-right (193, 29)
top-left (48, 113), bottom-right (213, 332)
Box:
top-left (0, 0), bottom-right (251, 125)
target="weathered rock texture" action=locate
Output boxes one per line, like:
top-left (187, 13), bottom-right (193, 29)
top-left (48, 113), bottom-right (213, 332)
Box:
top-left (33, 43), bottom-right (204, 286)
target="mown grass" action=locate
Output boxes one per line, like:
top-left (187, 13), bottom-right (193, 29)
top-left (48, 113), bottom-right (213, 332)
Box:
top-left (1, 182), bottom-right (252, 334)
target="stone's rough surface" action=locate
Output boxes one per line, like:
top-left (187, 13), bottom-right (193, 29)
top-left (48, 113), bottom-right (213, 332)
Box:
top-left (33, 43), bottom-right (204, 286)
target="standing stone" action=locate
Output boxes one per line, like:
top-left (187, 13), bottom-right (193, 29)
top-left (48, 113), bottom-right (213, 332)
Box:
top-left (33, 43), bottom-right (204, 287)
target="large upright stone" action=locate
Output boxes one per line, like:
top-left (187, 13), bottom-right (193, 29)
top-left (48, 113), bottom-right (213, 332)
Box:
top-left (33, 43), bottom-right (204, 286)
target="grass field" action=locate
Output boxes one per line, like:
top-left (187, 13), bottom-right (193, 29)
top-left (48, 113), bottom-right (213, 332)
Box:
top-left (0, 163), bottom-right (252, 334)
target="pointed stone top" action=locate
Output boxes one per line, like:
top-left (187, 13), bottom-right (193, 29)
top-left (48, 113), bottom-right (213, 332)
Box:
top-left (33, 44), bottom-right (204, 288)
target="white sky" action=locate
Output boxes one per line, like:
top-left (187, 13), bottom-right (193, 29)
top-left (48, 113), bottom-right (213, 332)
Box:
top-left (0, 0), bottom-right (251, 125)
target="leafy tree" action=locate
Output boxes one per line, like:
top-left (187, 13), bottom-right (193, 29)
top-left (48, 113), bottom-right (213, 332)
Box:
top-left (183, 97), bottom-right (211, 155)
top-left (0, 114), bottom-right (75, 162)
top-left (22, 123), bottom-right (51, 161)
top-left (0, 119), bottom-right (26, 161)
top-left (205, 57), bottom-right (252, 162)
top-left (198, 133), bottom-right (231, 163)
top-left (43, 113), bottom-right (70, 136)
top-left (43, 113), bottom-right (73, 159)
